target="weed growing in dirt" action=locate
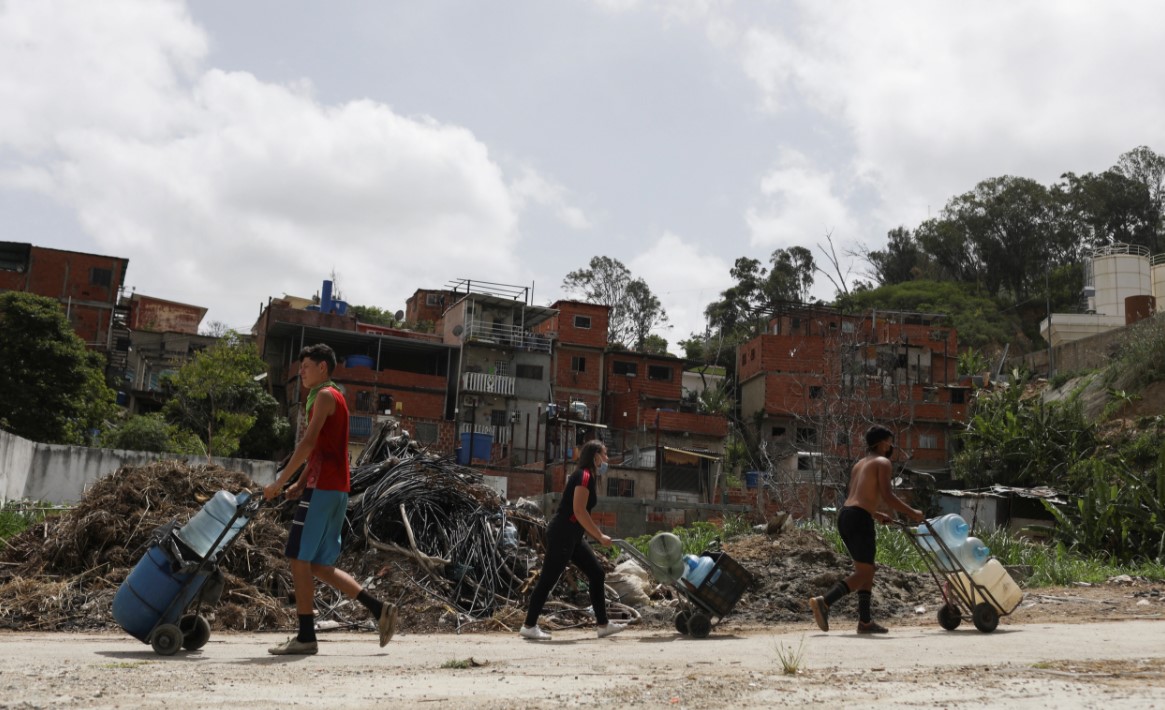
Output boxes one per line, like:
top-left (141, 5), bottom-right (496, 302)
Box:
top-left (617, 515), bottom-right (752, 559)
top-left (0, 500), bottom-right (57, 543)
top-left (441, 657), bottom-right (487, 669)
top-left (773, 635), bottom-right (806, 675)
top-left (808, 521), bottom-right (1165, 586)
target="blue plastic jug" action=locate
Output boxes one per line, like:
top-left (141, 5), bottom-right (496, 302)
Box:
top-left (955, 536), bottom-right (990, 573)
top-left (920, 514), bottom-right (970, 547)
top-left (175, 490), bottom-right (248, 560)
top-left (685, 555), bottom-right (716, 588)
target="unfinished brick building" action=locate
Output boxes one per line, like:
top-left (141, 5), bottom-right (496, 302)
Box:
top-left (738, 304), bottom-right (969, 519)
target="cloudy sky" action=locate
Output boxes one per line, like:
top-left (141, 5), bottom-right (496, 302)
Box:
top-left (3, 1), bottom-right (1163, 348)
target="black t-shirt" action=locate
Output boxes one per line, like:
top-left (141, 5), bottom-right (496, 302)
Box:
top-left (552, 467), bottom-right (598, 529)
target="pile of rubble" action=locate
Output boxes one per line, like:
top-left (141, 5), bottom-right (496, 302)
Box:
top-left (0, 433), bottom-right (938, 635)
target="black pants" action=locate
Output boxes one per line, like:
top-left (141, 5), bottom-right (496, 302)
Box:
top-left (524, 522), bottom-right (607, 627)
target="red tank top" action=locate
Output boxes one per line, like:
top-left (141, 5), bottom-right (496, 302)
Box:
top-left (305, 386), bottom-right (350, 492)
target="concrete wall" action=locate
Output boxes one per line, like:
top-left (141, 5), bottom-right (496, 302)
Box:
top-left (1010, 321), bottom-right (1129, 376)
top-left (0, 429), bottom-right (277, 504)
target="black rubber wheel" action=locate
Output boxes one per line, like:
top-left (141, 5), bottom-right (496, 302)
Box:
top-left (674, 610), bottom-right (690, 635)
top-left (972, 603), bottom-right (999, 633)
top-left (151, 624), bottom-right (183, 656)
top-left (180, 614), bottom-right (211, 651)
top-left (937, 603), bottom-right (962, 631)
top-left (687, 612), bottom-right (712, 639)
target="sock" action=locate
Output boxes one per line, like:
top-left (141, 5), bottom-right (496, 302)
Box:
top-left (297, 614), bottom-right (316, 643)
top-left (357, 589), bottom-right (384, 619)
top-left (858, 590), bottom-right (872, 624)
top-left (823, 580), bottom-right (851, 607)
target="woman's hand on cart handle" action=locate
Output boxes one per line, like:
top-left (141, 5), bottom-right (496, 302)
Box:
top-left (596, 533), bottom-right (613, 546)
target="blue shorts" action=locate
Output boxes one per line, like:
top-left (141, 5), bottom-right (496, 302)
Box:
top-left (284, 488), bottom-right (348, 566)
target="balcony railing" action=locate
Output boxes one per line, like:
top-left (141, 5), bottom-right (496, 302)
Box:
top-left (462, 371), bottom-right (516, 396)
top-left (461, 320), bottom-right (552, 353)
top-left (460, 422), bottom-right (511, 445)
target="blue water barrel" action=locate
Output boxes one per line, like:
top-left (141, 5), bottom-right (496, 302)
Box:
top-left (471, 433), bottom-right (492, 461)
top-left (457, 432), bottom-right (473, 465)
top-left (113, 545), bottom-right (202, 642)
top-left (345, 354), bottom-right (374, 368)
top-left (745, 471), bottom-right (760, 489)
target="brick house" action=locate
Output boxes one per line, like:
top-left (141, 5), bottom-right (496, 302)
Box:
top-left (253, 281), bottom-right (455, 459)
top-left (535, 299), bottom-right (732, 527)
top-left (738, 303), bottom-right (968, 519)
top-left (0, 242), bottom-right (130, 383)
top-left (121, 294), bottom-right (217, 414)
top-left (438, 280), bottom-right (556, 467)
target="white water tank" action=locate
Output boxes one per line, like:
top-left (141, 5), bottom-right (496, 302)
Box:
top-left (1091, 244), bottom-right (1151, 317)
top-left (1152, 254), bottom-right (1165, 313)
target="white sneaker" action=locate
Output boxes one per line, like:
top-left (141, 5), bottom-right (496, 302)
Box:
top-left (597, 622), bottom-right (627, 639)
top-left (519, 625), bottom-right (551, 640)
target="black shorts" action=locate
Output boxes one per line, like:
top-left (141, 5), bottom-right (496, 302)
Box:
top-left (837, 506), bottom-right (876, 564)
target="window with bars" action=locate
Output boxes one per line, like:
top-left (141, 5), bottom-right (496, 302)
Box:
top-left (606, 478), bottom-right (635, 497)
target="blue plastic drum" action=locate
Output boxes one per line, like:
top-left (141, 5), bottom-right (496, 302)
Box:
top-left (112, 545), bottom-right (204, 642)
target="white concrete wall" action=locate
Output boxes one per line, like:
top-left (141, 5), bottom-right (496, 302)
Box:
top-left (0, 429), bottom-right (277, 504)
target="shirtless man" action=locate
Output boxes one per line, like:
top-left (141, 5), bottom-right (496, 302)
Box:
top-left (809, 425), bottom-right (924, 634)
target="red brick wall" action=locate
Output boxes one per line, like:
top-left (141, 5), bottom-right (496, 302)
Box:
top-left (129, 295), bottom-right (205, 334)
top-left (654, 410), bottom-right (729, 437)
top-left (540, 301), bottom-right (610, 348)
top-left (405, 289), bottom-right (456, 327)
top-left (331, 366), bottom-right (447, 420)
top-left (0, 245), bottom-right (128, 346)
top-left (554, 345), bottom-right (603, 392)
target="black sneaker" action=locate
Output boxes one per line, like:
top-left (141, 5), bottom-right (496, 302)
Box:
top-left (810, 596), bottom-right (830, 632)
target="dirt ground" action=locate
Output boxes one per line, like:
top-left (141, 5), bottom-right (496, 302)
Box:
top-left (3, 462), bottom-right (1164, 706)
top-left (1, 618), bottom-right (1164, 709)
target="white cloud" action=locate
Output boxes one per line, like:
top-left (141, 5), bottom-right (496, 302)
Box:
top-left (629, 231), bottom-right (734, 347)
top-left (746, 149), bottom-right (859, 251)
top-left (0, 0), bottom-right (545, 331)
top-left (738, 1), bottom-right (1165, 227)
top-left (510, 166), bottom-right (592, 230)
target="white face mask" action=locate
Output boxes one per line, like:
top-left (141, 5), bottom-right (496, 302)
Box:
top-left (597, 461), bottom-right (609, 475)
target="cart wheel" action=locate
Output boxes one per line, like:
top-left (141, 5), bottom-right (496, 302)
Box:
top-left (687, 613), bottom-right (712, 639)
top-left (674, 610), bottom-right (690, 635)
top-left (180, 614), bottom-right (211, 651)
top-left (937, 603), bottom-right (962, 631)
top-left (972, 603), bottom-right (999, 633)
top-left (151, 624), bottom-right (183, 656)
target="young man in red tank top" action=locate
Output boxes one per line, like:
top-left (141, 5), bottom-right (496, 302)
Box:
top-left (263, 344), bottom-right (397, 655)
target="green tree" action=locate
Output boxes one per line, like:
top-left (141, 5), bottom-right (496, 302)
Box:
top-left (704, 247), bottom-right (817, 337)
top-left (835, 280), bottom-right (1019, 350)
top-left (952, 370), bottom-right (1098, 489)
top-left (925, 176), bottom-right (1055, 302)
top-left (562, 256), bottom-right (668, 350)
top-left (865, 226), bottom-right (926, 286)
top-left (639, 333), bottom-right (670, 356)
top-left (0, 292), bottom-right (117, 444)
top-left (161, 332), bottom-right (273, 458)
top-left (1053, 169), bottom-right (1159, 255)
top-left (1115, 145), bottom-right (1165, 246)
top-left (99, 413), bottom-right (202, 454)
top-left (351, 304), bottom-right (402, 328)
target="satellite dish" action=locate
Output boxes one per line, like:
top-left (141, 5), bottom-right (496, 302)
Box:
top-left (394, 310), bottom-right (404, 321)
top-left (452, 324), bottom-right (464, 336)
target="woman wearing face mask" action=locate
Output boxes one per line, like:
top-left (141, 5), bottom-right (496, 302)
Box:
top-left (520, 439), bottom-right (626, 640)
